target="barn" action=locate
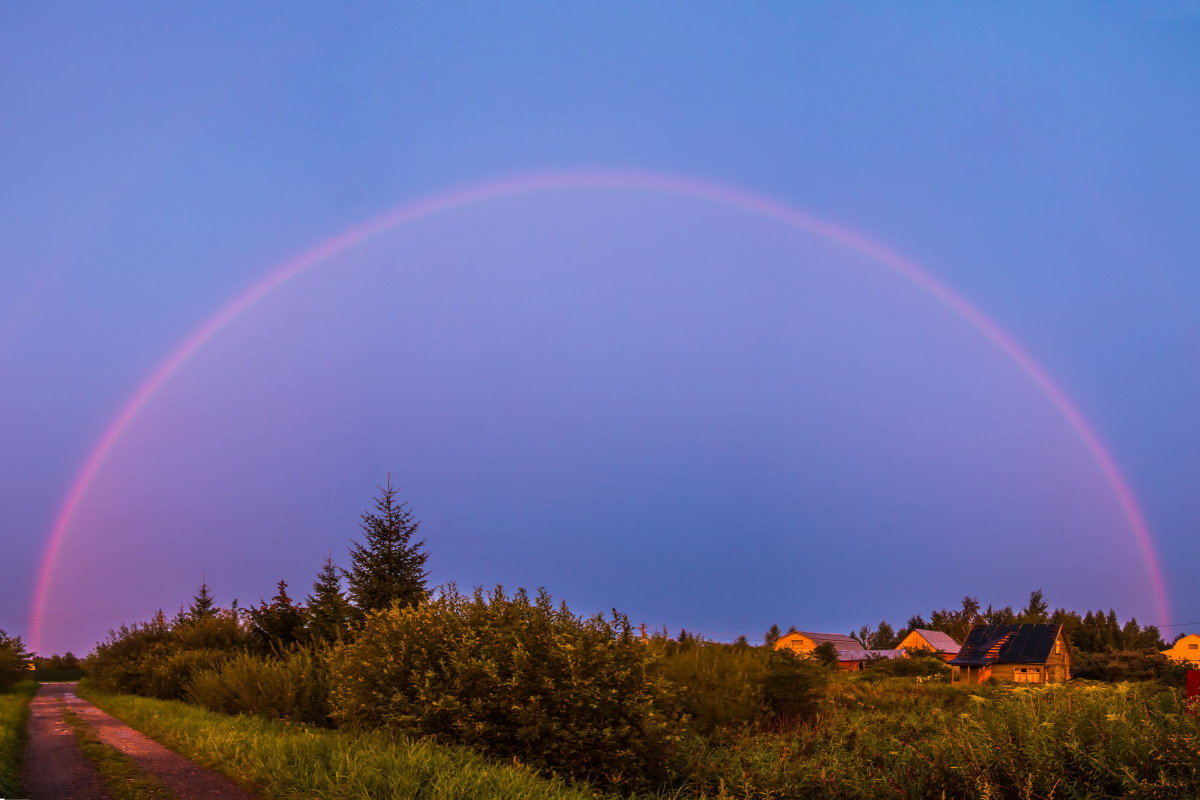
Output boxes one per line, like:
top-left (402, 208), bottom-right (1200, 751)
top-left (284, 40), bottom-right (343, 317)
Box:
top-left (948, 624), bottom-right (1070, 684)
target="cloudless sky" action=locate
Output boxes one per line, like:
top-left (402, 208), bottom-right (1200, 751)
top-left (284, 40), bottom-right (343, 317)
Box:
top-left (3, 2), bottom-right (1200, 654)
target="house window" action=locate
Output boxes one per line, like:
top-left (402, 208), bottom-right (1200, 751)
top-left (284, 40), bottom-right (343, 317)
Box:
top-left (1189, 644), bottom-right (1198, 650)
top-left (1055, 640), bottom-right (1061, 655)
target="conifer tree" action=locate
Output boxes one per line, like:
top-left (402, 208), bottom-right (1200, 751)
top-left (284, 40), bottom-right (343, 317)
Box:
top-left (248, 580), bottom-right (305, 650)
top-left (185, 581), bottom-right (216, 621)
top-left (344, 478), bottom-right (429, 615)
top-left (305, 555), bottom-right (353, 641)
top-left (764, 623), bottom-right (781, 647)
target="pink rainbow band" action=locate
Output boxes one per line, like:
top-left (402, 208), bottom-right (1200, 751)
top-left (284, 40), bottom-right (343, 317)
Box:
top-left (29, 170), bottom-right (1171, 652)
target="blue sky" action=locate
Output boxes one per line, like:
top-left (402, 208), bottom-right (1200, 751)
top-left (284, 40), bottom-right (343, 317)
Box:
top-left (3, 2), bottom-right (1200, 654)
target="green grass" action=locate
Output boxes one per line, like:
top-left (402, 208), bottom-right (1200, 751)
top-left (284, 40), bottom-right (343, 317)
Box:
top-left (673, 678), bottom-right (1200, 799)
top-left (79, 683), bottom-right (628, 800)
top-left (61, 705), bottom-right (175, 800)
top-left (0, 681), bottom-right (36, 797)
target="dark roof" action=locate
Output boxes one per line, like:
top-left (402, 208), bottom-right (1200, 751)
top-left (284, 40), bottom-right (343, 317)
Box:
top-left (909, 629), bottom-right (962, 655)
top-left (947, 624), bottom-right (1062, 667)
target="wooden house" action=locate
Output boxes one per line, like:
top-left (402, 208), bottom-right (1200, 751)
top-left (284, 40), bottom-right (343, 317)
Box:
top-left (773, 631), bottom-right (907, 671)
top-left (774, 630), bottom-right (863, 656)
top-left (948, 624), bottom-right (1070, 684)
top-left (895, 629), bottom-right (961, 661)
top-left (1161, 633), bottom-right (1200, 666)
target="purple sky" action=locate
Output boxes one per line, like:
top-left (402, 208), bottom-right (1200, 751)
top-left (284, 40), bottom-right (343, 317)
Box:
top-left (3, 3), bottom-right (1200, 655)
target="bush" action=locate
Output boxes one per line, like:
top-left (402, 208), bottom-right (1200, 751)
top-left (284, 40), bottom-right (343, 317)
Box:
top-left (326, 586), bottom-right (682, 790)
top-left (87, 611), bottom-right (249, 699)
top-left (864, 649), bottom-right (951, 679)
top-left (758, 648), bottom-right (832, 720)
top-left (654, 641), bottom-right (769, 730)
top-left (0, 631), bottom-right (31, 689)
top-left (188, 648), bottom-right (329, 725)
top-left (1072, 650), bottom-right (1188, 686)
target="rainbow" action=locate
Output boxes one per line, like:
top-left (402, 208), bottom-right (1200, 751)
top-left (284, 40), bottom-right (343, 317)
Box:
top-left (28, 169), bottom-right (1171, 652)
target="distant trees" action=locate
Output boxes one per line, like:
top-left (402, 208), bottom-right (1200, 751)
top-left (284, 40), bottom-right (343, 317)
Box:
top-left (344, 478), bottom-right (429, 616)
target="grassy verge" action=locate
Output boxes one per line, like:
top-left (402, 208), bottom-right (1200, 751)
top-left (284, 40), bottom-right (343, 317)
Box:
top-left (0, 681), bottom-right (36, 797)
top-left (78, 683), bottom-right (625, 800)
top-left (61, 706), bottom-right (175, 800)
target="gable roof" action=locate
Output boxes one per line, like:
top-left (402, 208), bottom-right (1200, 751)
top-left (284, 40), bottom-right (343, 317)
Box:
top-left (910, 629), bottom-right (962, 655)
top-left (778, 631), bottom-right (865, 651)
top-left (948, 624), bottom-right (1062, 667)
top-left (793, 631), bottom-right (865, 651)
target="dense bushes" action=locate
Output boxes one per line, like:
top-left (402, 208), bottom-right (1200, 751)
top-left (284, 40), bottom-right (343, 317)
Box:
top-left (1072, 649), bottom-right (1188, 686)
top-left (0, 630), bottom-right (31, 689)
top-left (87, 610), bottom-right (249, 699)
top-left (188, 648), bottom-right (330, 725)
top-left (326, 586), bottom-right (682, 790)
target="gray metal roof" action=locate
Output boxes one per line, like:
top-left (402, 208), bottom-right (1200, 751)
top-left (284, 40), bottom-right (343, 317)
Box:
top-left (792, 631), bottom-right (865, 651)
top-left (911, 629), bottom-right (962, 654)
top-left (838, 649), bottom-right (907, 662)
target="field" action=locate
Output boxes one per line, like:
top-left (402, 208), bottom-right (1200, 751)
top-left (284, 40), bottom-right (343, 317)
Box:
top-left (81, 675), bottom-right (1200, 800)
top-left (0, 681), bottom-right (36, 796)
top-left (80, 683), bottom-right (629, 800)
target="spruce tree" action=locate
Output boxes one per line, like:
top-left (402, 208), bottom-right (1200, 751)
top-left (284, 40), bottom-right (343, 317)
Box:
top-left (764, 624), bottom-right (781, 647)
top-left (305, 555), bottom-right (353, 641)
top-left (186, 581), bottom-right (216, 621)
top-left (248, 580), bottom-right (306, 650)
top-left (344, 479), bottom-right (429, 615)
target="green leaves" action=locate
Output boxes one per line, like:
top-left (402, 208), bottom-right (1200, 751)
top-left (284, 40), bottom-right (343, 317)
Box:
top-left (325, 586), bottom-right (681, 791)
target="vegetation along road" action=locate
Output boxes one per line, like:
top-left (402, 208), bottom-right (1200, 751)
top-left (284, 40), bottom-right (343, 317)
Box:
top-left (22, 682), bottom-right (259, 800)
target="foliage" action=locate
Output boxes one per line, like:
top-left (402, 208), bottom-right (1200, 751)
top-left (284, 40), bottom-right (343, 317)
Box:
top-left (305, 554), bottom-right (354, 642)
top-left (246, 580), bottom-right (306, 651)
top-left (0, 681), bottom-right (35, 797)
top-left (757, 648), bottom-right (832, 720)
top-left (851, 620), bottom-right (897, 649)
top-left (1072, 649), bottom-right (1188, 686)
top-left (86, 607), bottom-right (250, 699)
top-left (326, 585), bottom-right (682, 790)
top-left (344, 479), bottom-right (429, 615)
top-left (864, 648), bottom-right (950, 679)
top-left (187, 647), bottom-right (330, 725)
top-left (812, 641), bottom-right (840, 667)
top-left (675, 679), bottom-right (1200, 799)
top-left (0, 629), bottom-right (31, 689)
top-left (80, 685), bottom-right (623, 800)
top-left (653, 641), bottom-right (768, 731)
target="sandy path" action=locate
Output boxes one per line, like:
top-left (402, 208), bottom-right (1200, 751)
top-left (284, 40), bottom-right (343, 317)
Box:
top-left (22, 683), bottom-right (113, 800)
top-left (36, 683), bottom-right (262, 800)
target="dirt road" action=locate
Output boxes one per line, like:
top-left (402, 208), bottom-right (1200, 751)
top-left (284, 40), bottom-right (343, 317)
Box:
top-left (22, 683), bottom-right (260, 800)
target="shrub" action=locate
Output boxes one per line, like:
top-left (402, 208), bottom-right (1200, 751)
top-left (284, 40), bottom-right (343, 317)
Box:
top-left (654, 641), bottom-right (769, 730)
top-left (1072, 650), bottom-right (1188, 686)
top-left (188, 648), bottom-right (329, 725)
top-left (758, 648), bottom-right (832, 720)
top-left (0, 631), bottom-right (31, 689)
top-left (864, 649), bottom-right (951, 679)
top-left (326, 585), bottom-right (682, 790)
top-left (87, 610), bottom-right (250, 699)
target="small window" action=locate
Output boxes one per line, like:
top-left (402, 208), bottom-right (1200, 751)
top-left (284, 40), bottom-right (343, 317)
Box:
top-left (1189, 644), bottom-right (1198, 650)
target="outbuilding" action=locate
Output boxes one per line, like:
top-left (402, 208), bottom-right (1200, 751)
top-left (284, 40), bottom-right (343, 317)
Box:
top-left (948, 624), bottom-right (1070, 684)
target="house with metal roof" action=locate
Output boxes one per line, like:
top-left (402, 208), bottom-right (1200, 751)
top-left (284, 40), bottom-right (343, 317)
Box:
top-left (896, 629), bottom-right (961, 661)
top-left (947, 624), bottom-right (1070, 684)
top-left (773, 630), bottom-right (864, 656)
